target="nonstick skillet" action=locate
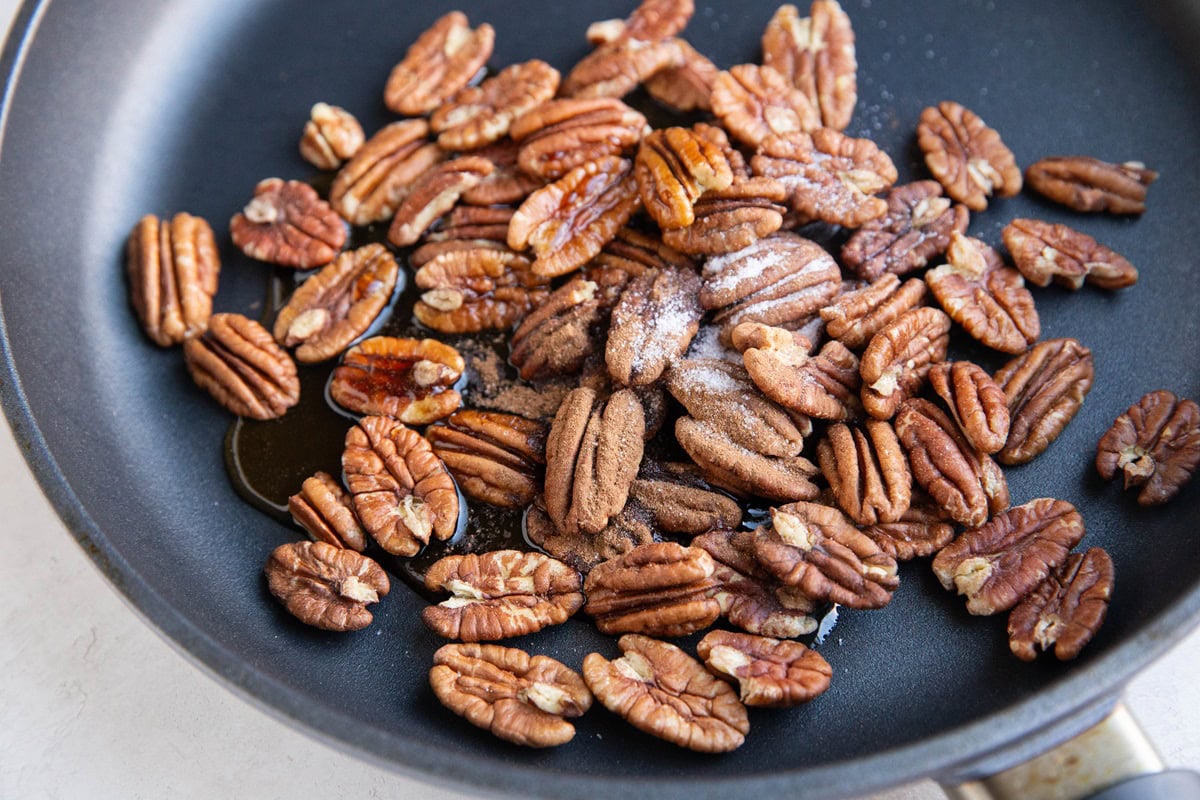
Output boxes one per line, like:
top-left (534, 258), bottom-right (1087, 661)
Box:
top-left (1, 0), bottom-right (1199, 797)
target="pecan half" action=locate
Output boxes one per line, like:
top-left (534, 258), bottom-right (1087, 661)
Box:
top-left (460, 139), bottom-right (545, 206)
top-left (544, 387), bottom-right (645, 536)
top-left (895, 398), bottom-right (1010, 527)
top-left (524, 499), bottom-right (655, 575)
top-left (414, 205), bottom-right (516, 262)
top-left (917, 101), bottom-right (1021, 211)
top-left (859, 307), bottom-right (951, 420)
top-left (431, 643), bottom-right (591, 748)
top-left (711, 64), bottom-right (819, 148)
top-left (584, 542), bottom-right (721, 637)
top-left (752, 129), bottom-right (897, 227)
top-left (387, 156), bottom-right (494, 247)
top-left (735, 324), bottom-right (862, 420)
top-left (299, 103), bottom-right (364, 170)
top-left (561, 38), bottom-right (686, 99)
top-left (509, 277), bottom-right (613, 381)
top-left (230, 178), bottom-right (346, 269)
top-left (511, 97), bottom-right (648, 181)
top-left (508, 156), bottom-right (641, 278)
top-left (427, 409), bottom-right (547, 508)
top-left (273, 244), bottom-right (399, 363)
top-left (615, 0), bottom-right (695, 42)
top-left (593, 225), bottom-right (697, 274)
top-left (818, 420), bottom-right (911, 525)
top-left (264, 541), bottom-right (389, 631)
top-left (329, 336), bottom-right (463, 424)
top-left (862, 491), bottom-right (955, 561)
top-left (928, 360), bottom-right (1010, 454)
top-left (1025, 156), bottom-right (1157, 215)
top-left (662, 176), bottom-right (788, 256)
top-left (183, 313), bottom-right (299, 420)
top-left (607, 267), bottom-right (704, 386)
top-left (1002, 218), bottom-right (1138, 290)
top-left (1008, 547), bottom-right (1114, 661)
top-left (820, 274), bottom-right (927, 351)
top-left (698, 630), bottom-right (832, 707)
top-left (644, 38), bottom-right (718, 112)
top-left (840, 181), bottom-right (968, 281)
top-left (430, 60), bottom-right (560, 151)
top-left (342, 416), bottom-right (460, 555)
top-left (288, 471), bottom-right (367, 552)
top-left (628, 462), bottom-right (742, 536)
top-left (126, 213), bottom-right (219, 346)
top-left (583, 634), bottom-right (749, 753)
top-left (330, 120), bottom-right (444, 225)
top-left (994, 338), bottom-right (1095, 465)
top-left (383, 11), bottom-right (494, 116)
top-left (932, 498), bottom-right (1085, 615)
top-left (423, 550), bottom-right (583, 641)
top-left (761, 1), bottom-right (857, 130)
top-left (675, 415), bottom-right (820, 502)
top-left (635, 127), bottom-right (734, 230)
top-left (1096, 390), bottom-right (1200, 506)
top-left (413, 245), bottom-right (550, 335)
top-left (926, 233), bottom-right (1039, 354)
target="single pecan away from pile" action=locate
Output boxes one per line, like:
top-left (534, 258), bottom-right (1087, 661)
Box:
top-left (264, 540), bottom-right (389, 632)
top-left (761, 1), bottom-right (857, 131)
top-left (1025, 156), bottom-right (1157, 214)
top-left (917, 101), bottom-right (1021, 211)
top-left (1002, 218), bottom-right (1138, 290)
top-left (840, 180), bottom-right (968, 281)
top-left (584, 541), bottom-right (721, 637)
top-left (1008, 547), bottom-right (1114, 661)
top-left (288, 471), bottom-right (367, 552)
top-left (994, 338), bottom-right (1094, 466)
top-left (427, 409), bottom-right (547, 509)
top-left (230, 178), bottom-right (346, 269)
top-left (329, 336), bottom-right (463, 424)
top-left (384, 11), bottom-right (494, 116)
top-left (183, 313), bottom-right (299, 420)
top-left (126, 212), bottom-right (220, 347)
top-left (299, 102), bottom-right (364, 171)
top-left (698, 629), bottom-right (832, 707)
top-left (1096, 390), bottom-right (1200, 506)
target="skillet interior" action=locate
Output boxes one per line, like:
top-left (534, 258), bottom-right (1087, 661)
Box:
top-left (1, 0), bottom-right (1198, 797)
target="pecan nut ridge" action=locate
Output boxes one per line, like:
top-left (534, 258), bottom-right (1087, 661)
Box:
top-left (330, 120), bottom-right (443, 226)
top-left (1008, 547), bottom-right (1113, 661)
top-left (928, 360), bottom-right (1010, 455)
top-left (917, 100), bottom-right (1021, 211)
top-left (859, 306), bottom-right (951, 420)
top-left (606, 267), bottom-right (704, 386)
top-left (635, 126), bottom-right (734, 230)
top-left (1096, 390), bottom-right (1200, 506)
top-left (127, 212), bottom-right (220, 347)
top-left (230, 178), bottom-right (347, 269)
top-left (183, 313), bottom-right (299, 420)
top-left (735, 324), bottom-right (862, 421)
top-left (862, 492), bottom-right (955, 561)
top-left (839, 180), bottom-right (968, 281)
top-left (675, 415), bottom-right (820, 502)
top-left (711, 63), bottom-right (820, 148)
top-left (430, 59), bottom-right (561, 151)
top-left (387, 156), bottom-right (495, 247)
top-left (264, 541), bottom-right (389, 632)
top-left (427, 409), bottom-right (547, 509)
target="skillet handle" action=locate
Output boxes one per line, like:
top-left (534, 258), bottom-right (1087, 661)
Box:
top-left (942, 703), bottom-right (1200, 800)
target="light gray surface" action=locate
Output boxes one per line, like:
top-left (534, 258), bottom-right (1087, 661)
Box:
top-left (1, 2), bottom-right (1198, 799)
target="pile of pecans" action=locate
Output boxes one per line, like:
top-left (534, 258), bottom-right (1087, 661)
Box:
top-left (125, 0), bottom-right (1200, 752)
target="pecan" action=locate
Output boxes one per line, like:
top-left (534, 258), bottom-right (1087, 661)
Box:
top-left (413, 247), bottom-right (551, 334)
top-left (288, 471), bottom-right (367, 552)
top-left (460, 139), bottom-right (545, 206)
top-left (427, 410), bottom-right (547, 508)
top-left (861, 491), bottom-right (955, 561)
top-left (387, 156), bottom-right (494, 247)
top-left (126, 213), bottom-right (219, 346)
top-left (508, 155), bottom-right (641, 278)
top-left (820, 274), bottom-right (927, 351)
top-left (840, 181), bottom-right (968, 281)
top-left (423, 550), bottom-right (583, 641)
top-left (264, 541), bottom-right (389, 631)
top-left (734, 323), bottom-right (862, 420)
top-left (994, 338), bottom-right (1095, 465)
top-left (1002, 218), bottom-right (1138, 291)
top-left (524, 500), bottom-right (655, 575)
top-left (561, 38), bottom-right (686, 99)
top-left (751, 129), bottom-right (897, 227)
top-left (917, 101), bottom-right (1021, 211)
top-left (544, 387), bottom-right (645, 536)
top-left (635, 127), bottom-right (733, 230)
top-left (299, 103), bottom-right (364, 170)
top-left (1025, 156), bottom-right (1157, 215)
top-left (383, 11), bottom-right (494, 116)
top-left (662, 176), bottom-right (788, 256)
top-left (342, 415), bottom-right (460, 556)
top-left (644, 39), bottom-right (718, 112)
top-left (230, 178), bottom-right (346, 269)
top-left (628, 462), bottom-right (742, 536)
top-left (761, 1), bottom-right (857, 130)
top-left (330, 120), bottom-right (444, 225)
top-left (417, 205), bottom-right (516, 257)
top-left (1008, 548), bottom-right (1114, 661)
top-left (583, 634), bottom-right (749, 753)
top-left (932, 498), bottom-right (1085, 615)
top-left (584, 542), bottom-right (721, 637)
top-left (755, 501), bottom-right (899, 609)
top-left (329, 336), bottom-right (463, 424)
top-left (817, 420), bottom-right (911, 525)
top-left (698, 630), bottom-right (832, 707)
top-left (183, 313), bottom-right (299, 420)
top-left (675, 415), bottom-right (820, 502)
top-left (430, 60), bottom-right (560, 151)
top-left (510, 97), bottom-right (648, 181)
top-left (929, 361), bottom-right (1010, 455)
top-left (926, 233), bottom-right (1039, 354)
top-left (606, 267), bottom-right (704, 386)
top-left (430, 643), bottom-right (591, 748)
top-left (509, 277), bottom-right (612, 381)
top-left (592, 225), bottom-right (696, 274)
top-left (614, 0), bottom-right (695, 42)
top-left (859, 307), bottom-right (951, 420)
top-left (273, 244), bottom-right (399, 363)
top-left (1096, 390), bottom-right (1200, 506)
top-left (711, 64), bottom-right (819, 148)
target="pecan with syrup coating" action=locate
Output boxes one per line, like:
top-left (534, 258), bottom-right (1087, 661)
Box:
top-left (663, 176), bottom-right (788, 256)
top-left (383, 11), bottom-right (494, 116)
top-left (928, 361), bottom-right (1010, 455)
top-left (818, 420), bottom-right (911, 525)
top-left (423, 550), bottom-right (583, 641)
top-left (859, 306), bottom-right (951, 420)
top-left (1008, 547), bottom-right (1113, 661)
top-left (387, 156), bottom-right (494, 247)
top-left (230, 178), bottom-right (346, 269)
top-left (510, 97), bottom-right (648, 181)
top-left (288, 471), bottom-right (366, 552)
top-left (698, 630), bottom-right (832, 707)
top-left (734, 323), bottom-right (862, 420)
top-left (264, 540), bottom-right (389, 632)
top-left (675, 415), bottom-right (820, 502)
top-left (431, 643), bottom-right (591, 748)
top-left (330, 120), bottom-right (444, 225)
top-left (413, 247), bottom-right (551, 334)
top-left (994, 338), bottom-right (1094, 465)
top-left (711, 64), bottom-right (819, 148)
top-left (342, 416), bottom-right (460, 556)
top-left (583, 634), bottom-right (749, 753)
top-left (183, 313), bottom-right (299, 420)
top-left (932, 498), bottom-right (1084, 615)
top-left (629, 462), bottom-right (742, 536)
top-left (1002, 218), bottom-right (1138, 290)
top-left (126, 212), bottom-right (219, 346)
top-left (524, 500), bottom-right (655, 575)
top-left (635, 127), bottom-right (733, 230)
top-left (273, 244), bottom-right (398, 363)
top-left (761, 1), bottom-right (857, 130)
top-left (427, 409), bottom-right (547, 508)
top-left (1096, 390), bottom-right (1200, 506)
top-left (584, 542), bottom-right (721, 637)
top-left (1025, 156), bottom-right (1156, 215)
top-left (840, 181), bottom-right (968, 281)
top-left (430, 60), bottom-right (560, 151)
top-left (861, 491), bottom-right (955, 561)
top-left (918, 101), bottom-right (1021, 211)
top-left (820, 274), bottom-right (926, 351)
top-left (299, 103), bottom-right (364, 171)
top-left (329, 336), bottom-right (463, 424)
top-left (606, 267), bottom-right (704, 386)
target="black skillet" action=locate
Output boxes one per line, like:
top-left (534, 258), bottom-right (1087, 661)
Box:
top-left (1, 0), bottom-right (1199, 797)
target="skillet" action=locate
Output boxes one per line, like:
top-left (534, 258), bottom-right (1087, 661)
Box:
top-left (0, 0), bottom-right (1198, 797)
